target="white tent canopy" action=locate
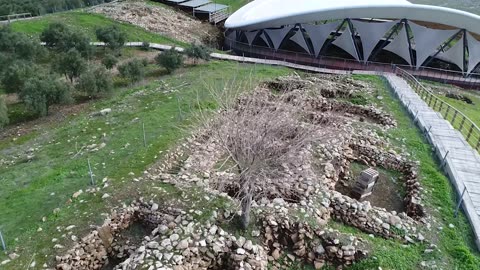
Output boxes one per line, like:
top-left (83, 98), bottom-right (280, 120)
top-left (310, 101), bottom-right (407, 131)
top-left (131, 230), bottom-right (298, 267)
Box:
top-left (303, 22), bottom-right (341, 57)
top-left (225, 0), bottom-right (480, 36)
top-left (352, 20), bottom-right (398, 62)
top-left (383, 25), bottom-right (412, 65)
top-left (332, 26), bottom-right (359, 61)
top-left (225, 0), bottom-right (480, 72)
top-left (290, 28), bottom-right (310, 54)
top-left (409, 22), bottom-right (459, 68)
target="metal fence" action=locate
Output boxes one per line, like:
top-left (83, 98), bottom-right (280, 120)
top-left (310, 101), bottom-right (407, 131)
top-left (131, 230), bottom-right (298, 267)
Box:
top-left (396, 68), bottom-right (480, 152)
top-left (0, 13), bottom-right (32, 23)
top-left (225, 36), bottom-right (480, 90)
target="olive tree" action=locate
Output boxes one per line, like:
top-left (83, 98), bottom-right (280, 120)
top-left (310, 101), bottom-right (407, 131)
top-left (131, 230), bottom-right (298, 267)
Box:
top-left (184, 43), bottom-right (211, 64)
top-left (1, 61), bottom-right (37, 94)
top-left (102, 53), bottom-right (118, 70)
top-left (155, 48), bottom-right (184, 74)
top-left (53, 49), bottom-right (87, 83)
top-left (41, 22), bottom-right (93, 58)
top-left (95, 25), bottom-right (126, 52)
top-left (19, 74), bottom-right (71, 116)
top-left (76, 66), bottom-right (113, 98)
top-left (118, 59), bottom-right (145, 83)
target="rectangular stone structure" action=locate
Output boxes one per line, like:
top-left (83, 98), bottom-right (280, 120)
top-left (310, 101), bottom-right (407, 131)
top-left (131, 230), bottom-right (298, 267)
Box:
top-left (351, 168), bottom-right (379, 200)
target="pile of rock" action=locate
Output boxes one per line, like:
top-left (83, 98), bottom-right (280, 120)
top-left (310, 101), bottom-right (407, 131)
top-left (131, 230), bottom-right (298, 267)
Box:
top-left (329, 191), bottom-right (416, 239)
top-left (115, 202), bottom-right (268, 270)
top-left (56, 208), bottom-right (136, 270)
top-left (260, 214), bottom-right (368, 269)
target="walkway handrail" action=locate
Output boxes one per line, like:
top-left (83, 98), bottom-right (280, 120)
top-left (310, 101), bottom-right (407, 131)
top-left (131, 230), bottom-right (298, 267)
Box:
top-left (396, 67), bottom-right (480, 152)
top-left (224, 36), bottom-right (480, 89)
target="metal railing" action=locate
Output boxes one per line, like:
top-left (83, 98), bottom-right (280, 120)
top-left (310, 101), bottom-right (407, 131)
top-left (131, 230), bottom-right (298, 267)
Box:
top-left (396, 68), bottom-right (480, 152)
top-left (0, 13), bottom-right (32, 23)
top-left (225, 36), bottom-right (480, 90)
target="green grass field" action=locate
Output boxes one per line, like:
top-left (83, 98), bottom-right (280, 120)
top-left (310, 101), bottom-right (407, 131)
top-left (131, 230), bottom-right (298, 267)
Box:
top-left (10, 11), bottom-right (187, 46)
top-left (438, 92), bottom-right (480, 129)
top-left (0, 60), bottom-right (291, 268)
top-left (2, 66), bottom-right (479, 269)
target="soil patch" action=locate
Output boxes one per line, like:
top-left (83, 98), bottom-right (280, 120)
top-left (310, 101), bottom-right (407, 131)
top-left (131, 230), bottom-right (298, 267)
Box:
top-left (335, 162), bottom-right (405, 213)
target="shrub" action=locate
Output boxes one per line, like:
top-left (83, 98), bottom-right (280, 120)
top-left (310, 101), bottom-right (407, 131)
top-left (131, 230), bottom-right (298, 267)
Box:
top-left (19, 74), bottom-right (71, 116)
top-left (155, 48), bottom-right (184, 74)
top-left (184, 43), bottom-right (211, 64)
top-left (95, 25), bottom-right (126, 51)
top-left (1, 61), bottom-right (37, 94)
top-left (0, 95), bottom-right (8, 128)
top-left (102, 53), bottom-right (118, 70)
top-left (53, 49), bottom-right (87, 83)
top-left (0, 26), bottom-right (43, 61)
top-left (76, 66), bottom-right (113, 98)
top-left (41, 23), bottom-right (93, 58)
top-left (118, 59), bottom-right (145, 83)
top-left (141, 41), bottom-right (150, 51)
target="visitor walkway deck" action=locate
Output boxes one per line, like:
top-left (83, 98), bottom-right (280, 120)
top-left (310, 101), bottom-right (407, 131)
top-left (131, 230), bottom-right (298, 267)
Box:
top-left (386, 74), bottom-right (480, 250)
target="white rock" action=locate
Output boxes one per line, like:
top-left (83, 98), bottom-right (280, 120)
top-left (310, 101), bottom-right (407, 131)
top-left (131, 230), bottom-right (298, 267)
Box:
top-left (176, 239), bottom-right (189, 250)
top-left (157, 225), bottom-right (169, 234)
top-left (236, 248), bottom-right (246, 255)
top-left (151, 203), bottom-right (159, 211)
top-left (209, 225), bottom-right (218, 235)
top-left (102, 193), bottom-right (110, 199)
top-left (100, 108), bottom-right (112, 116)
top-left (161, 239), bottom-right (171, 247)
top-left (147, 241), bottom-right (159, 249)
top-left (243, 240), bottom-right (253, 251)
top-left (170, 234), bottom-right (179, 241)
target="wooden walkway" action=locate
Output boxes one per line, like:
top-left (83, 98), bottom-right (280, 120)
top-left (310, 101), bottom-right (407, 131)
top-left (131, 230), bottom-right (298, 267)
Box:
top-left (118, 42), bottom-right (480, 249)
top-left (386, 75), bottom-right (480, 250)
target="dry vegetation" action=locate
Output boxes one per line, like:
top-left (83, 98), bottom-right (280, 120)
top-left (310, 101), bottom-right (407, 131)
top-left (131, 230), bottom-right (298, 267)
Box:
top-left (89, 1), bottom-right (220, 45)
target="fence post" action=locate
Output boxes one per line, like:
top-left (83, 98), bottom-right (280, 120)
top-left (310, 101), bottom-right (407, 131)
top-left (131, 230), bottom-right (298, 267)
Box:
top-left (0, 230), bottom-right (5, 251)
top-left (454, 187), bottom-right (467, 218)
top-left (441, 150), bottom-right (450, 169)
top-left (467, 124), bottom-right (475, 141)
top-left (142, 122), bottom-right (147, 148)
top-left (87, 158), bottom-right (95, 186)
top-left (452, 111), bottom-right (458, 125)
top-left (459, 116), bottom-right (466, 131)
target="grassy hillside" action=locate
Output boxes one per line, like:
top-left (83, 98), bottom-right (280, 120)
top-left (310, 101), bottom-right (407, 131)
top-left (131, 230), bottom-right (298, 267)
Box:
top-left (10, 11), bottom-right (187, 46)
top-left (0, 60), bottom-right (292, 269)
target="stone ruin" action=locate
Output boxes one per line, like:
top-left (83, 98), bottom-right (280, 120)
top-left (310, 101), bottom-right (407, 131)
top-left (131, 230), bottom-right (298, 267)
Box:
top-left (350, 168), bottom-right (379, 200)
top-left (54, 75), bottom-right (431, 269)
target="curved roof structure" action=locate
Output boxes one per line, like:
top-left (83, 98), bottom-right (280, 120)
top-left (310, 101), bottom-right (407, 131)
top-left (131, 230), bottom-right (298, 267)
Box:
top-left (225, 0), bottom-right (480, 36)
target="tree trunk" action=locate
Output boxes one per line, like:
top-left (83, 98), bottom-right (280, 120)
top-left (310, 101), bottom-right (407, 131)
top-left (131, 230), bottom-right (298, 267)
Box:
top-left (240, 192), bottom-right (252, 230)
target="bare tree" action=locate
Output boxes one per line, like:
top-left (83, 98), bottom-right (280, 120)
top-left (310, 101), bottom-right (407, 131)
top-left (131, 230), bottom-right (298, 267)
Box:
top-left (204, 84), bottom-right (315, 229)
